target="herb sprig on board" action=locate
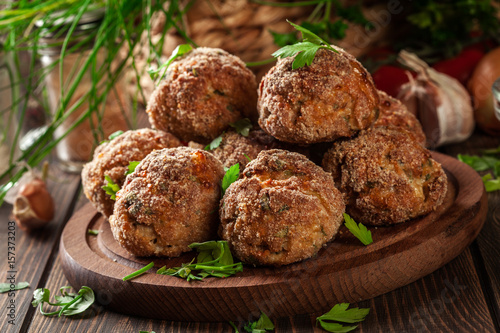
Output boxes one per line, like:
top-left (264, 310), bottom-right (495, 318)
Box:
top-left (0, 282), bottom-right (29, 293)
top-left (157, 240), bottom-right (243, 281)
top-left (316, 303), bottom-right (370, 332)
top-left (343, 213), bottom-right (373, 246)
top-left (458, 151), bottom-right (500, 192)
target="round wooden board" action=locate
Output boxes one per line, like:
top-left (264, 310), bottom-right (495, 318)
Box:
top-left (60, 152), bottom-right (487, 322)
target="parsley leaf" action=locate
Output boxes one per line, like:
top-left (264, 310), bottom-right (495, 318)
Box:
top-left (244, 312), bottom-right (274, 333)
top-left (100, 130), bottom-right (124, 144)
top-left (343, 213), bottom-right (373, 246)
top-left (229, 118), bottom-right (252, 137)
top-left (126, 161), bottom-right (141, 175)
top-left (0, 282), bottom-right (29, 293)
top-left (482, 174), bottom-right (500, 192)
top-left (272, 20), bottom-right (338, 70)
top-left (457, 154), bottom-right (499, 171)
top-left (316, 303), bottom-right (370, 332)
top-left (102, 175), bottom-right (120, 200)
top-left (32, 286), bottom-right (94, 317)
top-left (222, 163), bottom-right (240, 195)
top-left (205, 133), bottom-right (224, 151)
top-left (148, 44), bottom-right (193, 82)
top-left (269, 29), bottom-right (299, 47)
top-left (157, 241), bottom-right (243, 281)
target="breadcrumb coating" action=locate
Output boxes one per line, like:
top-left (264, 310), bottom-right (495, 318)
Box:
top-left (109, 147), bottom-right (225, 257)
top-left (322, 127), bottom-right (447, 226)
top-left (81, 129), bottom-right (181, 218)
top-left (146, 47), bottom-right (258, 143)
top-left (220, 149), bottom-right (345, 266)
top-left (258, 46), bottom-right (379, 144)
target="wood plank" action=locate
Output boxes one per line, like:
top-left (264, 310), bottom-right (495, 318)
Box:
top-left (440, 131), bottom-right (500, 330)
top-left (0, 165), bottom-right (81, 333)
top-left (26, 244), bottom-right (494, 332)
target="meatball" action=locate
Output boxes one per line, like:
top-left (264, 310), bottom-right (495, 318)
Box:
top-left (210, 129), bottom-right (278, 169)
top-left (81, 129), bottom-right (181, 218)
top-left (258, 47), bottom-right (379, 144)
top-left (109, 147), bottom-right (225, 257)
top-left (219, 149), bottom-right (345, 266)
top-left (373, 90), bottom-right (426, 146)
top-left (322, 127), bottom-right (447, 226)
top-left (146, 47), bottom-right (258, 143)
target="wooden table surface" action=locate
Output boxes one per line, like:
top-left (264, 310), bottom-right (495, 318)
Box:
top-left (1, 130), bottom-right (499, 333)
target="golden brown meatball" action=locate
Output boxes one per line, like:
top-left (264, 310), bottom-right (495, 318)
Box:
top-left (146, 47), bottom-right (258, 143)
top-left (109, 147), bottom-right (225, 257)
top-left (81, 129), bottom-right (181, 218)
top-left (373, 90), bottom-right (426, 146)
top-left (210, 129), bottom-right (278, 169)
top-left (258, 47), bottom-right (379, 144)
top-left (322, 127), bottom-right (447, 226)
top-left (219, 149), bottom-right (345, 266)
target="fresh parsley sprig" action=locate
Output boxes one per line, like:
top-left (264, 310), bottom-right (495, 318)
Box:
top-left (243, 311), bottom-right (275, 333)
top-left (102, 175), bottom-right (120, 200)
top-left (222, 163), bottom-right (240, 196)
top-left (343, 213), bottom-right (373, 246)
top-left (157, 241), bottom-right (243, 282)
top-left (458, 152), bottom-right (500, 192)
top-left (126, 161), bottom-right (141, 175)
top-left (205, 133), bottom-right (224, 151)
top-left (272, 20), bottom-right (338, 70)
top-left (229, 118), bottom-right (253, 137)
top-left (316, 303), bottom-right (370, 332)
top-left (32, 286), bottom-right (94, 317)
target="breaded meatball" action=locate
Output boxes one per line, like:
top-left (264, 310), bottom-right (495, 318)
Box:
top-left (210, 129), bottom-right (278, 169)
top-left (109, 147), bottom-right (225, 257)
top-left (322, 127), bottom-right (447, 226)
top-left (258, 47), bottom-right (379, 144)
top-left (219, 149), bottom-right (345, 266)
top-left (81, 129), bottom-right (181, 218)
top-left (373, 90), bottom-right (426, 146)
top-left (146, 47), bottom-right (258, 143)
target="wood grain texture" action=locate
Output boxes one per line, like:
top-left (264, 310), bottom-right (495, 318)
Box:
top-left (0, 166), bottom-right (81, 333)
top-left (440, 131), bottom-right (500, 331)
top-left (58, 152), bottom-right (488, 322)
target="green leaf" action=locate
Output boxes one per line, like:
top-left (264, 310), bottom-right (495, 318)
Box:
top-left (60, 286), bottom-right (94, 316)
top-left (228, 321), bottom-right (240, 333)
top-left (317, 303), bottom-right (370, 323)
top-left (0, 282), bottom-right (30, 293)
top-left (32, 288), bottom-right (50, 307)
top-left (126, 161), bottom-right (141, 175)
top-left (457, 154), bottom-right (499, 171)
top-left (482, 174), bottom-right (500, 192)
top-left (316, 303), bottom-right (369, 332)
top-left (149, 43), bottom-right (194, 81)
top-left (269, 30), bottom-right (298, 47)
top-left (343, 213), bottom-right (373, 245)
top-left (205, 133), bottom-right (224, 151)
top-left (32, 286), bottom-right (95, 317)
top-left (254, 312), bottom-right (274, 331)
top-left (87, 229), bottom-right (99, 235)
top-left (222, 163), bottom-right (240, 195)
top-left (229, 118), bottom-right (252, 137)
top-left (108, 130), bottom-right (124, 141)
top-left (102, 175), bottom-right (120, 200)
top-left (122, 262), bottom-right (155, 281)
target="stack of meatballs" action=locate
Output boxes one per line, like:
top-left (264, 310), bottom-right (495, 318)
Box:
top-left (82, 46), bottom-right (447, 267)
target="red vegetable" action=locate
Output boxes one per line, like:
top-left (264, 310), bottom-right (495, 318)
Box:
top-left (371, 65), bottom-right (412, 98)
top-left (432, 49), bottom-right (484, 86)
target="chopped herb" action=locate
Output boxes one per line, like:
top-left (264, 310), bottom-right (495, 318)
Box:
top-left (343, 213), bottom-right (373, 246)
top-left (126, 161), bottom-right (141, 175)
top-left (272, 20), bottom-right (338, 70)
top-left (102, 175), bottom-right (120, 200)
top-left (244, 311), bottom-right (275, 333)
top-left (122, 262), bottom-right (155, 281)
top-left (100, 130), bottom-right (124, 144)
top-left (222, 163), bottom-right (240, 195)
top-left (157, 241), bottom-right (243, 282)
top-left (205, 133), bottom-right (224, 151)
top-left (230, 118), bottom-right (253, 137)
top-left (316, 303), bottom-right (370, 332)
top-left (244, 154), bottom-right (252, 162)
top-left (87, 229), bottom-right (100, 235)
top-left (0, 282), bottom-right (29, 293)
top-left (482, 174), bottom-right (500, 192)
top-left (32, 286), bottom-right (94, 317)
top-left (458, 152), bottom-right (500, 192)
top-left (148, 44), bottom-right (194, 82)
top-left (228, 321), bottom-right (240, 333)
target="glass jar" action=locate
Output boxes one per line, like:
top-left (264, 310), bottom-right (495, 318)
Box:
top-left (36, 8), bottom-right (130, 172)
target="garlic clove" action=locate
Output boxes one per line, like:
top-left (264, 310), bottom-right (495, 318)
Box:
top-left (13, 177), bottom-right (55, 231)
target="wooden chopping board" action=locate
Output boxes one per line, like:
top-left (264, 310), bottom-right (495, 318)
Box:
top-left (59, 152), bottom-right (487, 322)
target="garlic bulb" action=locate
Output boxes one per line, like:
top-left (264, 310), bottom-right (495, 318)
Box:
top-left (397, 50), bottom-right (475, 148)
